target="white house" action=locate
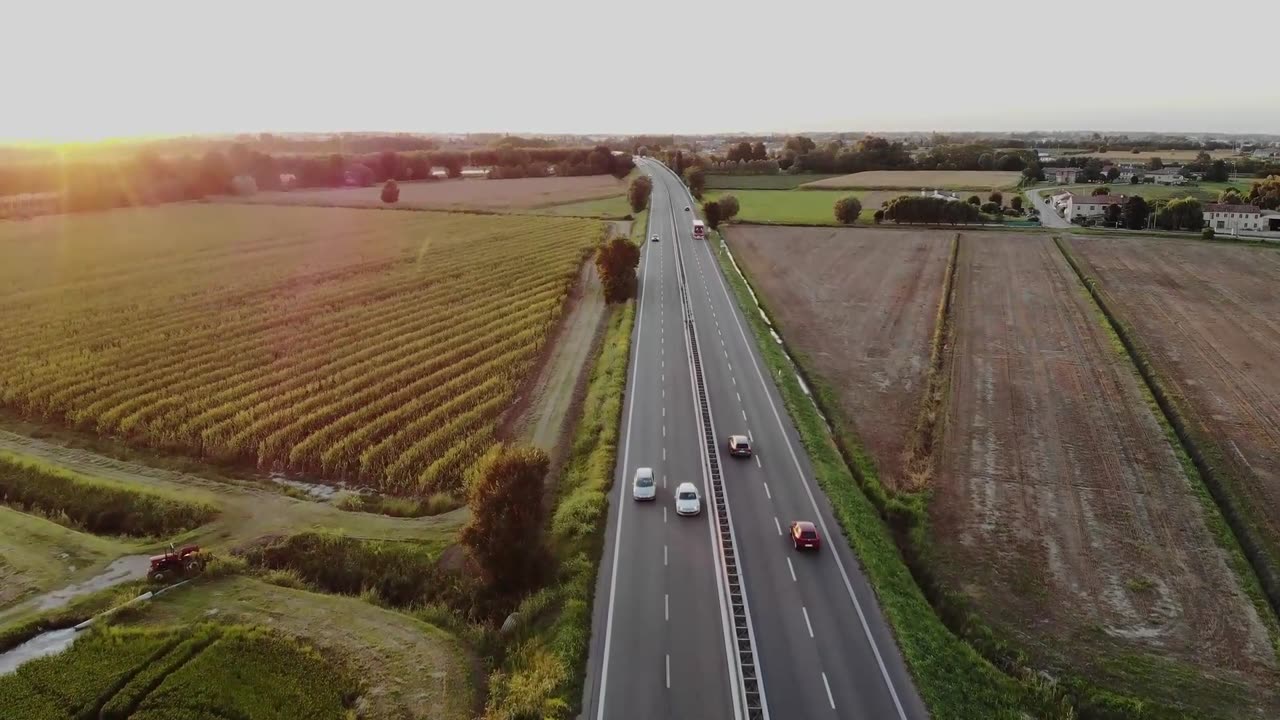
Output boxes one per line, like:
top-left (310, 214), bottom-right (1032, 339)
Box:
top-left (1148, 168), bottom-right (1187, 185)
top-left (1205, 204), bottom-right (1263, 233)
top-left (1251, 148), bottom-right (1280, 160)
top-left (1066, 194), bottom-right (1127, 221)
top-left (919, 189), bottom-right (964, 202)
top-left (1118, 166), bottom-right (1143, 183)
top-left (1053, 167), bottom-right (1083, 184)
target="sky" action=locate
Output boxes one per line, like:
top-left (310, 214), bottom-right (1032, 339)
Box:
top-left (4, 0), bottom-right (1278, 143)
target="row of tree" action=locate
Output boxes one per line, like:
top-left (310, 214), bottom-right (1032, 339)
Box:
top-left (882, 196), bottom-right (984, 225)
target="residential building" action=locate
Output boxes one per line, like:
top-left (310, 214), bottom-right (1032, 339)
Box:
top-left (919, 189), bottom-right (964, 202)
top-left (1205, 204), bottom-right (1263, 233)
top-left (1053, 167), bottom-right (1083, 184)
top-left (1066, 194), bottom-right (1127, 221)
top-left (0, 192), bottom-right (60, 219)
top-left (1147, 167), bottom-right (1187, 185)
top-left (1118, 165), bottom-right (1143, 183)
top-left (1251, 148), bottom-right (1280, 160)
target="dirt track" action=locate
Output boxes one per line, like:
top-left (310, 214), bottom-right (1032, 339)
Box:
top-left (932, 234), bottom-right (1277, 714)
top-left (724, 226), bottom-right (952, 489)
top-left (1069, 237), bottom-right (1280, 571)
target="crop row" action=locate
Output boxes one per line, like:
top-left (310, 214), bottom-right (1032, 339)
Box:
top-left (0, 206), bottom-right (603, 492)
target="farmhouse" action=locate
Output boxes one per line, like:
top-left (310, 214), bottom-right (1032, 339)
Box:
top-left (1118, 165), bottom-right (1143, 183)
top-left (0, 192), bottom-right (60, 219)
top-left (1066, 194), bottom-right (1127, 221)
top-left (1053, 167), bottom-right (1083, 184)
top-left (1148, 167), bottom-right (1187, 185)
top-left (1205, 204), bottom-right (1263, 233)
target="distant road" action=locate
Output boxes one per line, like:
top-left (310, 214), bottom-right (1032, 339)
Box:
top-left (1026, 185), bottom-right (1072, 228)
top-left (583, 158), bottom-right (930, 719)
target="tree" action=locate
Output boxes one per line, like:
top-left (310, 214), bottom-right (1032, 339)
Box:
top-left (198, 150), bottom-right (233, 195)
top-left (1205, 159), bottom-right (1230, 182)
top-left (834, 196), bottom-right (863, 224)
top-left (596, 235), bottom-right (642, 303)
top-left (381, 179), bottom-right (399, 203)
top-left (980, 201), bottom-right (1000, 214)
top-left (873, 209), bottom-right (885, 224)
top-left (328, 153), bottom-right (346, 186)
top-left (628, 175), bottom-right (653, 213)
top-left (1011, 195), bottom-right (1024, 212)
top-left (1091, 186), bottom-right (1111, 196)
top-left (717, 195), bottom-right (740, 222)
top-left (683, 166), bottom-right (706, 199)
top-left (1219, 189), bottom-right (1244, 205)
top-left (1123, 196), bottom-right (1149, 230)
top-left (1023, 162), bottom-right (1045, 182)
top-left (977, 153), bottom-right (995, 171)
top-left (988, 191), bottom-right (1003, 206)
top-left (967, 195), bottom-right (981, 206)
top-left (751, 141), bottom-right (768, 160)
top-left (407, 153), bottom-right (432, 181)
top-left (1106, 166), bottom-right (1121, 182)
top-left (995, 154), bottom-right (1027, 172)
top-left (610, 153), bottom-right (636, 180)
top-left (702, 200), bottom-right (722, 230)
top-left (1129, 174), bottom-right (1141, 184)
top-left (380, 151), bottom-right (403, 182)
top-left (1105, 203), bottom-right (1123, 226)
top-left (784, 136), bottom-right (816, 154)
top-left (347, 163), bottom-right (374, 187)
top-left (1084, 158), bottom-right (1104, 182)
top-left (1247, 175), bottom-right (1280, 210)
top-left (460, 446), bottom-right (550, 597)
top-left (1148, 156), bottom-right (1164, 170)
top-left (1153, 197), bottom-right (1204, 231)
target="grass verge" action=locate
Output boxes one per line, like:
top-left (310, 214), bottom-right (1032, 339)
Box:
top-left (482, 299), bottom-right (635, 720)
top-left (708, 230), bottom-right (1063, 719)
top-left (0, 450), bottom-right (218, 538)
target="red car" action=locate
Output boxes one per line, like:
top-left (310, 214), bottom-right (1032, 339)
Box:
top-left (790, 521), bottom-right (821, 551)
top-left (726, 435), bottom-right (751, 457)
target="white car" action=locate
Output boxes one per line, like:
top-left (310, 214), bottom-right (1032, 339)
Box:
top-left (674, 482), bottom-right (702, 516)
top-left (633, 467), bottom-right (656, 501)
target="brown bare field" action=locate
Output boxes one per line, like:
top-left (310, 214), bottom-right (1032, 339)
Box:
top-left (723, 226), bottom-right (952, 488)
top-left (216, 175), bottom-right (629, 211)
top-left (932, 234), bottom-right (1277, 715)
top-left (1069, 236), bottom-right (1280, 576)
top-left (802, 170), bottom-right (1021, 191)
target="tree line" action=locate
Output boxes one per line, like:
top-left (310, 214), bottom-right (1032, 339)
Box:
top-left (0, 144), bottom-right (634, 214)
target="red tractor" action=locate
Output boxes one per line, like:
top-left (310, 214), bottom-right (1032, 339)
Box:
top-left (148, 544), bottom-right (206, 583)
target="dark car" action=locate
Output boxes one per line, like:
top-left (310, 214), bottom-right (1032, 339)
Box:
top-left (790, 521), bottom-right (821, 551)
top-left (651, 234), bottom-right (660, 242)
top-left (726, 434), bottom-right (751, 457)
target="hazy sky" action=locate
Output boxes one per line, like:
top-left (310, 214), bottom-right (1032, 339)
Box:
top-left (5, 0), bottom-right (1277, 142)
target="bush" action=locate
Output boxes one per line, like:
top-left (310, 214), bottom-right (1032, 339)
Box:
top-left (873, 209), bottom-right (885, 224)
top-left (702, 200), bottom-right (722, 229)
top-left (627, 175), bottom-right (653, 213)
top-left (595, 235), bottom-right (641, 303)
top-left (833, 196), bottom-right (863, 224)
top-left (0, 451), bottom-right (217, 537)
top-left (1202, 227), bottom-right (1216, 240)
top-left (380, 179), bottom-right (399, 203)
top-left (980, 201), bottom-right (1000, 214)
top-left (987, 191), bottom-right (1003, 206)
top-left (967, 195), bottom-right (981, 206)
top-left (717, 194), bottom-right (740, 221)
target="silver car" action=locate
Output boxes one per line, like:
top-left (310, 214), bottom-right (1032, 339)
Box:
top-left (674, 482), bottom-right (701, 516)
top-left (633, 467), bottom-right (656, 501)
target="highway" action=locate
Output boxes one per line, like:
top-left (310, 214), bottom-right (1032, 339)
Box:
top-left (584, 159), bottom-right (929, 719)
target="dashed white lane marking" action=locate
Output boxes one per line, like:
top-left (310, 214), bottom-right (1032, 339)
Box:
top-left (665, 593), bottom-right (670, 621)
top-left (663, 447), bottom-right (667, 461)
top-left (666, 655), bottom-right (671, 689)
top-left (822, 673), bottom-right (836, 710)
top-left (742, 409), bottom-right (748, 421)
top-left (764, 483), bottom-right (771, 499)
top-left (787, 557), bottom-right (797, 582)
top-left (664, 545), bottom-right (668, 566)
top-left (802, 606), bottom-right (815, 638)
top-left (774, 517), bottom-right (782, 535)
top-left (664, 506), bottom-right (668, 523)
top-left (736, 392), bottom-right (741, 403)
top-left (748, 430), bottom-right (753, 442)
top-left (755, 456), bottom-right (762, 468)
top-left (663, 407), bottom-right (666, 417)
top-left (663, 425), bottom-right (666, 437)
top-left (731, 376), bottom-right (736, 386)
top-left (727, 362), bottom-right (733, 372)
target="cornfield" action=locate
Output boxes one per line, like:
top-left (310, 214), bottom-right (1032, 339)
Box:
top-left (0, 205), bottom-right (602, 493)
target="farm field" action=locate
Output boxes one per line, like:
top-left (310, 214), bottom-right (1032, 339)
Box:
top-left (534, 193), bottom-right (632, 218)
top-left (0, 205), bottom-right (601, 496)
top-left (218, 174), bottom-right (629, 211)
top-left (726, 226), bottom-right (1280, 716)
top-left (933, 234), bottom-right (1278, 716)
top-left (1068, 237), bottom-right (1280, 585)
top-left (802, 170), bottom-right (1021, 191)
top-left (723, 226), bottom-right (952, 489)
top-left (706, 173), bottom-right (842, 190)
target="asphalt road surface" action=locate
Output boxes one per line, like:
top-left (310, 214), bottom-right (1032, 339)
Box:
top-left (584, 159), bottom-right (929, 720)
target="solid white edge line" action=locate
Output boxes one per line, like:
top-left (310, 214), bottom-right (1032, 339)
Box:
top-left (803, 606), bottom-right (815, 638)
top-left (672, 185), bottom-right (749, 720)
top-left (593, 188), bottom-right (653, 720)
top-left (696, 222), bottom-right (911, 720)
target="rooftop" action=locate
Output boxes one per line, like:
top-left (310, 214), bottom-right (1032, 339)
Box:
top-left (1205, 203), bottom-right (1261, 214)
top-left (1069, 194), bottom-right (1128, 205)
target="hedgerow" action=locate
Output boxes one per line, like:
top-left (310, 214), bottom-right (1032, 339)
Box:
top-left (0, 450), bottom-right (217, 537)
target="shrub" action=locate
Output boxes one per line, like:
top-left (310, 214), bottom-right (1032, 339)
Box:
top-left (980, 201), bottom-right (1001, 214)
top-left (1010, 195), bottom-right (1023, 211)
top-left (627, 175), bottom-right (653, 213)
top-left (1202, 227), bottom-right (1216, 240)
top-left (595, 235), bottom-right (641, 303)
top-left (0, 451), bottom-right (217, 537)
top-left (702, 200), bottom-right (722, 229)
top-left (717, 194), bottom-right (740, 221)
top-left (461, 446), bottom-right (551, 598)
top-left (873, 209), bottom-right (885, 224)
top-left (967, 195), bottom-right (981, 206)
top-left (381, 179), bottom-right (399, 203)
top-left (988, 191), bottom-right (1003, 205)
top-left (834, 196), bottom-right (863, 224)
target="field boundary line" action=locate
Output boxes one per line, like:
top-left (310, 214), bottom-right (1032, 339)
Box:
top-left (1053, 235), bottom-right (1280, 620)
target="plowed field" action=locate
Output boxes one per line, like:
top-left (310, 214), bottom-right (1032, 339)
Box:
top-left (1069, 236), bottom-right (1280, 580)
top-left (723, 226), bottom-right (952, 488)
top-left (220, 174), bottom-right (628, 211)
top-left (932, 234), bottom-right (1277, 715)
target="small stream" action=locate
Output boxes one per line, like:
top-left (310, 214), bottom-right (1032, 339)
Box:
top-left (0, 628), bottom-right (80, 675)
top-left (268, 472), bottom-right (341, 500)
top-left (35, 555), bottom-right (151, 611)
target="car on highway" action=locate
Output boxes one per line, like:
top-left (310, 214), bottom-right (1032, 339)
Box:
top-left (683, 205), bottom-right (690, 211)
top-left (633, 467), bottom-right (656, 501)
top-left (651, 234), bottom-right (660, 242)
top-left (674, 482), bottom-right (702, 516)
top-left (726, 434), bottom-right (751, 457)
top-left (790, 521), bottom-right (821, 551)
